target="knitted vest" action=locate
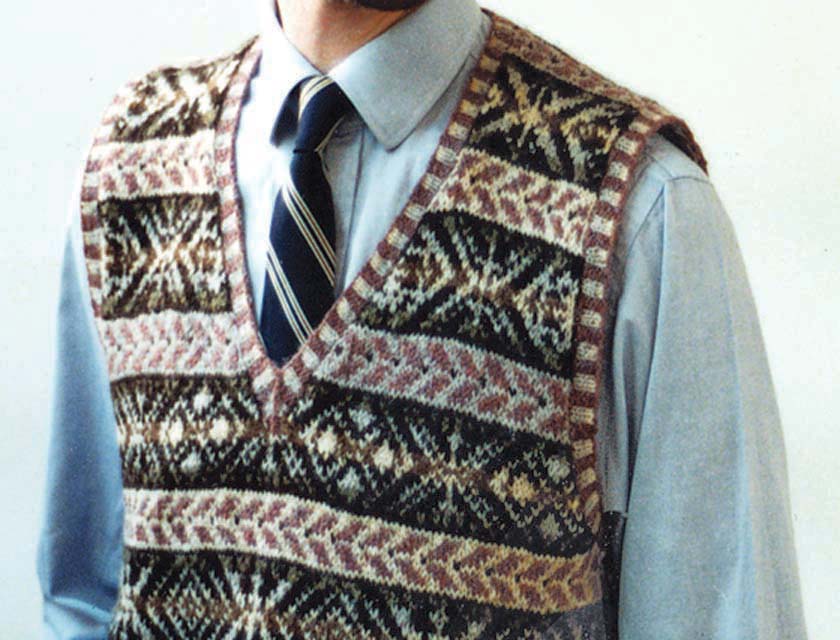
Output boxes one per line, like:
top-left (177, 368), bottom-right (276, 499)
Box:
top-left (82, 12), bottom-right (705, 639)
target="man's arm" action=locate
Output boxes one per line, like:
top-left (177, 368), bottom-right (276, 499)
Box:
top-left (36, 170), bottom-right (124, 639)
top-left (608, 136), bottom-right (806, 638)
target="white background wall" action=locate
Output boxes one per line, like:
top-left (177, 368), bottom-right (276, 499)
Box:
top-left (1, 1), bottom-right (836, 637)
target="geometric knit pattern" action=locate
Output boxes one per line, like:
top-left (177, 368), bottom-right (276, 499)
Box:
top-left (80, 11), bottom-right (706, 640)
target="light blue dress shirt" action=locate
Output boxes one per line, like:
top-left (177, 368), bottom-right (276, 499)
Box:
top-left (37, 0), bottom-right (807, 638)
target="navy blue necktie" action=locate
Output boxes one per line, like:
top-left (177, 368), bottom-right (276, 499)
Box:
top-left (259, 76), bottom-right (353, 364)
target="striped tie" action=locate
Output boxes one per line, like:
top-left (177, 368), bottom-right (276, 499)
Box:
top-left (259, 75), bottom-right (353, 364)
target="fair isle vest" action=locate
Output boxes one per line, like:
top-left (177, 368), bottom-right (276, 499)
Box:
top-left (81, 12), bottom-right (705, 639)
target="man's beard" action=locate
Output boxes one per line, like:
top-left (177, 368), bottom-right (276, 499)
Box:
top-left (330, 0), bottom-right (428, 10)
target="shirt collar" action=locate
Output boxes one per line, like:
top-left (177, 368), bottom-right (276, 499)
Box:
top-left (255, 0), bottom-right (484, 150)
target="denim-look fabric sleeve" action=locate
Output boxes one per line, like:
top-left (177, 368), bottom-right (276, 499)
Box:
top-left (608, 137), bottom-right (807, 639)
top-left (36, 168), bottom-right (123, 639)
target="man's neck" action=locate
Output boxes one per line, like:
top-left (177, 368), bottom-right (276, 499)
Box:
top-left (276, 0), bottom-right (414, 71)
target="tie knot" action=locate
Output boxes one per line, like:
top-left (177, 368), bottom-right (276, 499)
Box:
top-left (293, 75), bottom-right (353, 153)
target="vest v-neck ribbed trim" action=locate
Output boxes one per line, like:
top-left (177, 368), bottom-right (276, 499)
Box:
top-left (215, 15), bottom-right (503, 420)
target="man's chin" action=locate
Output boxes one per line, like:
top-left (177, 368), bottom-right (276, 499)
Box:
top-left (351, 0), bottom-right (428, 10)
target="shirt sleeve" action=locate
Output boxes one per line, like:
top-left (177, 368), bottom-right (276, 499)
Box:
top-left (607, 140), bottom-right (807, 638)
top-left (36, 165), bottom-right (124, 639)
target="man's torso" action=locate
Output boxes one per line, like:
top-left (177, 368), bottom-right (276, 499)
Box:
top-left (79, 10), bottom-right (705, 638)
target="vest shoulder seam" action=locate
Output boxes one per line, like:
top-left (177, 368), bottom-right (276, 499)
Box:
top-left (487, 11), bottom-right (707, 174)
top-left (489, 12), bottom-right (662, 114)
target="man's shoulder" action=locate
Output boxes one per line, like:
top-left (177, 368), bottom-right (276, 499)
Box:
top-left (78, 35), bottom-right (260, 277)
top-left (480, 12), bottom-right (708, 184)
top-left (101, 35), bottom-right (258, 143)
top-left (488, 13), bottom-right (673, 116)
